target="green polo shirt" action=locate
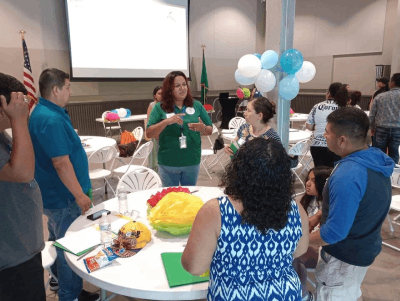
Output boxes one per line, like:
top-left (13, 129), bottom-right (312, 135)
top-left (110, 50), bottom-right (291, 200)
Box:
top-left (147, 100), bottom-right (212, 167)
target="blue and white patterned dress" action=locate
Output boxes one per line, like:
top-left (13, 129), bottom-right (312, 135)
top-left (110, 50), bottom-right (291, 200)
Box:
top-left (208, 196), bottom-right (303, 301)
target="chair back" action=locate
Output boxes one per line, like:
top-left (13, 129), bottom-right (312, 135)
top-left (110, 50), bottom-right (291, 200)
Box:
top-left (101, 111), bottom-right (111, 130)
top-left (391, 167), bottom-right (400, 189)
top-left (228, 117), bottom-right (245, 130)
top-left (88, 146), bottom-right (118, 164)
top-left (117, 167), bottom-right (162, 193)
top-left (207, 124), bottom-right (220, 148)
top-left (132, 126), bottom-right (144, 148)
top-left (288, 139), bottom-right (309, 156)
top-left (125, 140), bottom-right (154, 168)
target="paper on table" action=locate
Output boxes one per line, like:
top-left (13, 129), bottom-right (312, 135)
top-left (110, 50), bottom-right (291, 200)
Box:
top-left (56, 227), bottom-right (101, 255)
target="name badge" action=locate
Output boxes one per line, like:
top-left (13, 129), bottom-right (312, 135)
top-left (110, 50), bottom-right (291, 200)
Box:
top-left (186, 107), bottom-right (195, 115)
top-left (179, 134), bottom-right (187, 149)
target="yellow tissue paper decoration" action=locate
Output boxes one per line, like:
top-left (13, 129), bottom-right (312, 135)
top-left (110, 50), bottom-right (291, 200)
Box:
top-left (148, 192), bottom-right (204, 235)
top-left (200, 269), bottom-right (210, 277)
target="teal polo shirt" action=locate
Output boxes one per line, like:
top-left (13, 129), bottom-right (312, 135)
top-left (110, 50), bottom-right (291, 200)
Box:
top-left (28, 97), bottom-right (91, 209)
top-left (147, 100), bottom-right (212, 167)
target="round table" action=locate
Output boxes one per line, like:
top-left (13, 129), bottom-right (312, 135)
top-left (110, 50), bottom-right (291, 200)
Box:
top-left (80, 136), bottom-right (117, 155)
top-left (221, 130), bottom-right (312, 144)
top-left (290, 113), bottom-right (308, 122)
top-left (65, 186), bottom-right (225, 300)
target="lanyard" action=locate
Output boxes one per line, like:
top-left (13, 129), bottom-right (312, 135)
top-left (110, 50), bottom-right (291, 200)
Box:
top-left (177, 105), bottom-right (186, 133)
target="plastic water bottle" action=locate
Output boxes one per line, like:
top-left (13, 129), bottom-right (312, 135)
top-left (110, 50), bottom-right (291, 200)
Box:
top-left (118, 186), bottom-right (128, 216)
top-left (99, 212), bottom-right (112, 248)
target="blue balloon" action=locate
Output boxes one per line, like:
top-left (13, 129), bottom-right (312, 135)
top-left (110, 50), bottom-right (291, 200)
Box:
top-left (261, 50), bottom-right (279, 69)
top-left (125, 109), bottom-right (131, 117)
top-left (253, 53), bottom-right (262, 60)
top-left (111, 109), bottom-right (118, 114)
top-left (234, 69), bottom-right (257, 85)
top-left (279, 75), bottom-right (299, 101)
top-left (280, 49), bottom-right (304, 74)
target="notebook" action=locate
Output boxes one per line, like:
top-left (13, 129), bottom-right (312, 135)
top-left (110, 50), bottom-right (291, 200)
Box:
top-left (161, 252), bottom-right (209, 288)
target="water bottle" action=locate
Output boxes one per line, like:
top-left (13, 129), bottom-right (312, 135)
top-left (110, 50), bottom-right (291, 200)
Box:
top-left (118, 186), bottom-right (128, 216)
top-left (99, 212), bottom-right (112, 248)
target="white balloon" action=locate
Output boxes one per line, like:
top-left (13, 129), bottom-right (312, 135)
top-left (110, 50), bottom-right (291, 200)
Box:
top-left (295, 61), bottom-right (316, 83)
top-left (117, 108), bottom-right (127, 118)
top-left (255, 70), bottom-right (276, 93)
top-left (238, 54), bottom-right (262, 78)
top-left (235, 69), bottom-right (257, 85)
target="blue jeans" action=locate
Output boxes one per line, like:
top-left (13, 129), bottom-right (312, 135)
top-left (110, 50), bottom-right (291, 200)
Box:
top-left (158, 164), bottom-right (200, 187)
top-left (373, 126), bottom-right (400, 164)
top-left (44, 200), bottom-right (83, 301)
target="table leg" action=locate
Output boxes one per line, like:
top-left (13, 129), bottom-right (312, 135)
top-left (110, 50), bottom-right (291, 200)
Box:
top-left (100, 289), bottom-right (116, 301)
top-left (103, 162), bottom-right (108, 195)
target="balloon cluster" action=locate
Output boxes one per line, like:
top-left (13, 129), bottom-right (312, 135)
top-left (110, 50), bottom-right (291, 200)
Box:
top-left (111, 108), bottom-right (132, 118)
top-left (236, 87), bottom-right (251, 99)
top-left (235, 49), bottom-right (316, 101)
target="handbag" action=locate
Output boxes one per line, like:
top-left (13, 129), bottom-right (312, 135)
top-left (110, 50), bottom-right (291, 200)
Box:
top-left (213, 134), bottom-right (225, 154)
top-left (118, 131), bottom-right (139, 157)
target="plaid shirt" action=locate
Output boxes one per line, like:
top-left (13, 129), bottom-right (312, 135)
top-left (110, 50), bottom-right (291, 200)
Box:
top-left (369, 88), bottom-right (400, 129)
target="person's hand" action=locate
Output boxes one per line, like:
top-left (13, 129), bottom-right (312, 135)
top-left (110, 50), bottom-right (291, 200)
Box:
top-left (166, 113), bottom-right (185, 125)
top-left (75, 194), bottom-right (91, 215)
top-left (309, 214), bottom-right (321, 233)
top-left (188, 122), bottom-right (206, 132)
top-left (0, 92), bottom-right (29, 122)
top-left (224, 145), bottom-right (233, 155)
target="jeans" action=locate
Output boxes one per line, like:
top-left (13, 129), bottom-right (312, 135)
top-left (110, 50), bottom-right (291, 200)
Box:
top-left (44, 200), bottom-right (83, 301)
top-left (158, 164), bottom-right (200, 187)
top-left (373, 126), bottom-right (400, 164)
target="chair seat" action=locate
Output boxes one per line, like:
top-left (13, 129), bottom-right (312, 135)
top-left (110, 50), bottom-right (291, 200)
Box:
top-left (391, 195), bottom-right (400, 211)
top-left (291, 163), bottom-right (303, 170)
top-left (41, 241), bottom-right (57, 269)
top-left (113, 164), bottom-right (144, 175)
top-left (201, 149), bottom-right (214, 156)
top-left (106, 125), bottom-right (121, 130)
top-left (89, 168), bottom-right (112, 179)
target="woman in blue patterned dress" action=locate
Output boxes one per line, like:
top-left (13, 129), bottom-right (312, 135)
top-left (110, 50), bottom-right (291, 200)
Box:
top-left (182, 138), bottom-right (309, 301)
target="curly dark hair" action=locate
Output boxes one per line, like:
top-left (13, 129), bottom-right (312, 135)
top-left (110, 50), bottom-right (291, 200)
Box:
top-left (0, 73), bottom-right (28, 106)
top-left (251, 97), bottom-right (276, 124)
top-left (161, 71), bottom-right (193, 113)
top-left (300, 166), bottom-right (332, 211)
top-left (220, 138), bottom-right (294, 233)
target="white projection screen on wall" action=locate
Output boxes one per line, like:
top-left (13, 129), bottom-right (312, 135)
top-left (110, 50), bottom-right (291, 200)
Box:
top-left (65, 0), bottom-right (189, 80)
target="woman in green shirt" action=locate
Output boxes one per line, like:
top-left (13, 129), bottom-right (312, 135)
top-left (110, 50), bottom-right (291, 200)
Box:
top-left (146, 71), bottom-right (213, 187)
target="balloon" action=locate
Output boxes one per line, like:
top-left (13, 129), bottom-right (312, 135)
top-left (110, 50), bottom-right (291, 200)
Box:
top-left (255, 70), bottom-right (276, 93)
top-left (295, 61), bottom-right (316, 83)
top-left (243, 88), bottom-right (251, 98)
top-left (279, 75), bottom-right (300, 101)
top-left (236, 88), bottom-right (244, 99)
top-left (125, 109), bottom-right (131, 117)
top-left (280, 49), bottom-right (304, 74)
top-left (234, 69), bottom-right (257, 85)
top-left (116, 108), bottom-right (127, 118)
top-left (238, 54), bottom-right (262, 78)
top-left (111, 109), bottom-right (118, 114)
top-left (261, 50), bottom-right (279, 69)
top-left (253, 53), bottom-right (262, 60)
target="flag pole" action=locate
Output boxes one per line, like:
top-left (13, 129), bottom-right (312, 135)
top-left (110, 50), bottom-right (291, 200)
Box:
top-left (19, 30), bottom-right (26, 39)
top-left (201, 45), bottom-right (206, 105)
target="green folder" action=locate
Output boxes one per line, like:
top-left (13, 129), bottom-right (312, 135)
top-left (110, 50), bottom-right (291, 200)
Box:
top-left (161, 252), bottom-right (209, 288)
top-left (53, 242), bottom-right (95, 256)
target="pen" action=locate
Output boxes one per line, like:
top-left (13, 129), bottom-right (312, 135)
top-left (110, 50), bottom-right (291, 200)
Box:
top-left (76, 243), bottom-right (101, 261)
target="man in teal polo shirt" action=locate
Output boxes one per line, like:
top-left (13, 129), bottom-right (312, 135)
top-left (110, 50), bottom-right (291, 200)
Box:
top-left (146, 71), bottom-right (213, 187)
top-left (29, 68), bottom-right (98, 301)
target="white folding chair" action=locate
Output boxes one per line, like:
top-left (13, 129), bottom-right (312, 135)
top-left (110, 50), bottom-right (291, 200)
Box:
top-left (112, 141), bottom-right (153, 179)
top-left (204, 124), bottom-right (227, 173)
top-left (113, 126), bottom-right (144, 169)
top-left (288, 139), bottom-right (310, 196)
top-left (200, 124), bottom-right (221, 179)
top-left (383, 168), bottom-right (400, 252)
top-left (88, 146), bottom-right (118, 197)
top-left (228, 117), bottom-right (246, 130)
top-left (42, 241), bottom-right (58, 291)
top-left (117, 167), bottom-right (162, 193)
top-left (101, 111), bottom-right (122, 137)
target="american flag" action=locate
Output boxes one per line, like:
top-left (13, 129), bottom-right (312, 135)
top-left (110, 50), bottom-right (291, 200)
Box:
top-left (22, 38), bottom-right (38, 111)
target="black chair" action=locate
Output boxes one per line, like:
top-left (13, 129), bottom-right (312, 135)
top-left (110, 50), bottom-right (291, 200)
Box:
top-left (218, 93), bottom-right (240, 129)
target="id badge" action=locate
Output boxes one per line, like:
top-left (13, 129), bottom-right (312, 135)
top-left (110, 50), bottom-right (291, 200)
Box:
top-left (179, 134), bottom-right (187, 149)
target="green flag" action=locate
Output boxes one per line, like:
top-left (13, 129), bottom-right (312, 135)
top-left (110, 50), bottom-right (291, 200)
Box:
top-left (200, 49), bottom-right (209, 105)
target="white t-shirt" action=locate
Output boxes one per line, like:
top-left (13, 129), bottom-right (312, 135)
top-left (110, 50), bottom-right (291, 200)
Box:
top-left (307, 99), bottom-right (339, 147)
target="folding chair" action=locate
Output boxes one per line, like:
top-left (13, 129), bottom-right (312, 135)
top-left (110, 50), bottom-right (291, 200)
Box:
top-left (113, 126), bottom-right (144, 169)
top-left (288, 139), bottom-right (310, 196)
top-left (101, 111), bottom-right (122, 137)
top-left (117, 167), bottom-right (162, 193)
top-left (383, 167), bottom-right (400, 252)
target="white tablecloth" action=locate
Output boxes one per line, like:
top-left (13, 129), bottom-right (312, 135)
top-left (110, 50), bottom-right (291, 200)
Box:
top-left (96, 114), bottom-right (147, 123)
top-left (290, 113), bottom-right (308, 122)
top-left (65, 186), bottom-right (224, 300)
top-left (221, 130), bottom-right (312, 144)
top-left (80, 136), bottom-right (117, 155)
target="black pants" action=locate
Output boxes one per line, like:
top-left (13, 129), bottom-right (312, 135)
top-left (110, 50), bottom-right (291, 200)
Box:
top-left (0, 252), bottom-right (46, 301)
top-left (310, 146), bottom-right (341, 168)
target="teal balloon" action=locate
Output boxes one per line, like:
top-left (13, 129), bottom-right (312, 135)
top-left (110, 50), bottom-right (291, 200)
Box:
top-left (280, 49), bottom-right (303, 74)
top-left (111, 109), bottom-right (118, 114)
top-left (261, 50), bottom-right (279, 69)
top-left (253, 53), bottom-right (262, 60)
top-left (125, 109), bottom-right (131, 117)
top-left (279, 75), bottom-right (299, 101)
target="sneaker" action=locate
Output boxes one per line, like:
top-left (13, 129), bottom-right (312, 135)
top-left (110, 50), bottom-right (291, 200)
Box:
top-left (78, 290), bottom-right (100, 301)
top-left (302, 291), bottom-right (314, 301)
top-left (49, 277), bottom-right (59, 291)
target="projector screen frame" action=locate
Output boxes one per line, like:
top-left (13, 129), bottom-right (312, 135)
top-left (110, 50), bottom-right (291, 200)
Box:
top-left (64, 0), bottom-right (191, 82)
